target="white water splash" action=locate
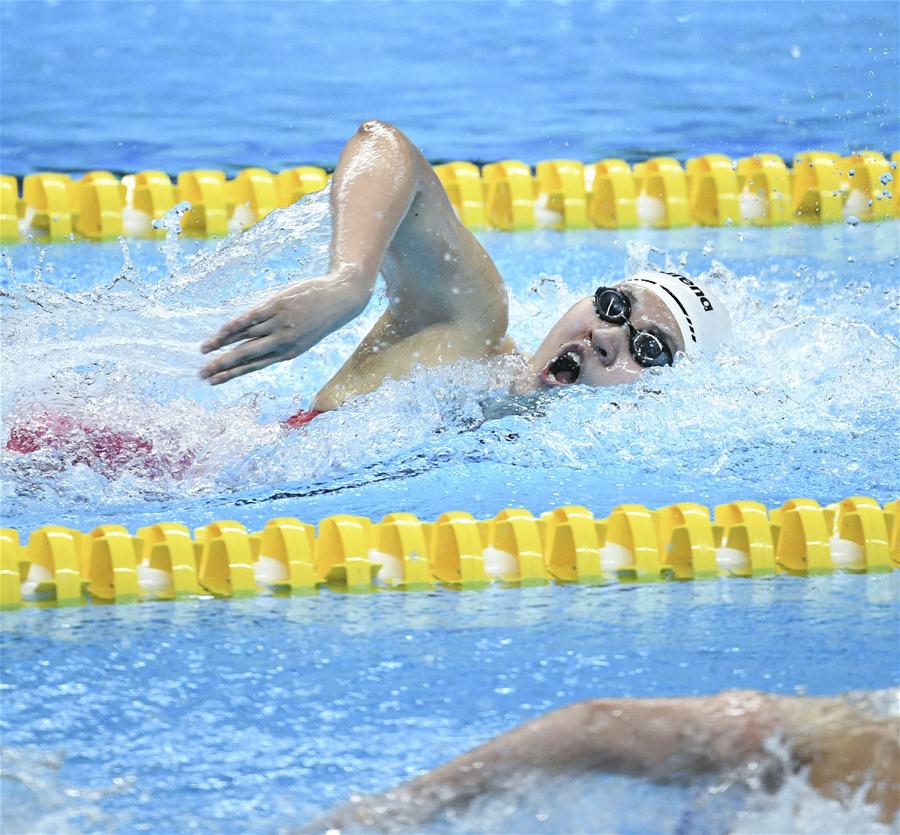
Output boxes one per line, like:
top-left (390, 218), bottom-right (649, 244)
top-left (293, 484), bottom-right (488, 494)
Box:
top-left (1, 199), bottom-right (898, 527)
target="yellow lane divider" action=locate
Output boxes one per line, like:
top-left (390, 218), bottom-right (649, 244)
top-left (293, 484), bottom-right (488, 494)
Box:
top-left (1, 496), bottom-right (896, 610)
top-left (1, 151), bottom-right (896, 243)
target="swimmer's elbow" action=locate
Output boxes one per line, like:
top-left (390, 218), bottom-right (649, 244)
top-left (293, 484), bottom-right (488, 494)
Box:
top-left (357, 118), bottom-right (393, 134)
top-left (356, 119), bottom-right (410, 148)
top-left (353, 120), bottom-right (418, 173)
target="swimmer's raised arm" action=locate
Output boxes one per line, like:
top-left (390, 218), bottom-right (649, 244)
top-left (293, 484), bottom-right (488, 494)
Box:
top-left (307, 691), bottom-right (899, 831)
top-left (200, 120), bottom-right (510, 393)
top-left (200, 121), bottom-right (427, 384)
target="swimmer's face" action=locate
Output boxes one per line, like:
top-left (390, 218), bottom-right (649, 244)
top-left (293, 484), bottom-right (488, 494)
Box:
top-left (528, 284), bottom-right (686, 388)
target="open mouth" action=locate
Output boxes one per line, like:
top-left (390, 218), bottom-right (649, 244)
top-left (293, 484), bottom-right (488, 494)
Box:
top-left (541, 344), bottom-right (584, 386)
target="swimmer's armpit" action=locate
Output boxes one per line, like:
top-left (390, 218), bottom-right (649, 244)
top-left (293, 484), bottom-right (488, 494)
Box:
top-left (302, 690), bottom-right (899, 831)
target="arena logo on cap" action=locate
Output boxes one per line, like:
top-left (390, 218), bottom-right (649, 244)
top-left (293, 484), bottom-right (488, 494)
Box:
top-left (664, 271), bottom-right (715, 311)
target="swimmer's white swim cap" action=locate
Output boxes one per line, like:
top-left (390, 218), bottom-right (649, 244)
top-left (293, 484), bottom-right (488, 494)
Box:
top-left (618, 270), bottom-right (733, 357)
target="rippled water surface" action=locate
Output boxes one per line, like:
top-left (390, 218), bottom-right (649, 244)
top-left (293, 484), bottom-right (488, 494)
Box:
top-left (2, 576), bottom-right (899, 833)
top-left (1, 0), bottom-right (897, 173)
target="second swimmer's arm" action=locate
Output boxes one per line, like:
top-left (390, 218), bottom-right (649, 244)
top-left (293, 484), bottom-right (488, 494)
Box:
top-left (316, 692), bottom-right (899, 830)
top-left (305, 691), bottom-right (900, 831)
top-left (310, 692), bottom-right (783, 831)
top-left (200, 121), bottom-right (421, 384)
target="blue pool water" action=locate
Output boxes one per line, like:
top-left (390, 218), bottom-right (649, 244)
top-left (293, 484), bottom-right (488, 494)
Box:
top-left (1, 0), bottom-right (897, 174)
top-left (1, 1), bottom-right (899, 833)
top-left (3, 576), bottom-right (899, 833)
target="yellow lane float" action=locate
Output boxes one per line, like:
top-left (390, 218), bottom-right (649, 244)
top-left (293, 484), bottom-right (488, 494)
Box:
top-left (0, 496), bottom-right (897, 610)
top-left (2, 150), bottom-right (895, 242)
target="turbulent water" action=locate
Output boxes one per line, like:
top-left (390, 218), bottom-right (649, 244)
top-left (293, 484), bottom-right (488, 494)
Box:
top-left (2, 164), bottom-right (898, 835)
top-left (1, 189), bottom-right (898, 534)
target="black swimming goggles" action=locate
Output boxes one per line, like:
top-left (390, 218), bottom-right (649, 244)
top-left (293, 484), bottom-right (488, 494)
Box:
top-left (593, 286), bottom-right (674, 368)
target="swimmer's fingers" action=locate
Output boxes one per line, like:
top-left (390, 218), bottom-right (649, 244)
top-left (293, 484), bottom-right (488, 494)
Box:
top-left (205, 354), bottom-right (278, 385)
top-left (200, 337), bottom-right (278, 382)
top-left (201, 306), bottom-right (275, 354)
top-left (205, 320), bottom-right (273, 352)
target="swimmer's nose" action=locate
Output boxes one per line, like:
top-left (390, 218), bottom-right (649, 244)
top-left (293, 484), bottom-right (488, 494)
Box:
top-left (590, 325), bottom-right (630, 366)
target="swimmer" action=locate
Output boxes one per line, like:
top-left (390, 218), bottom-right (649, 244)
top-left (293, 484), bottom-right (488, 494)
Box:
top-left (7, 122), bottom-right (732, 470)
top-left (307, 690), bottom-right (899, 832)
top-left (200, 121), bottom-right (732, 419)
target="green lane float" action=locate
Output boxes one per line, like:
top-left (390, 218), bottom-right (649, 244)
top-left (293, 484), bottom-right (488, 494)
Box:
top-left (0, 496), bottom-right (897, 611)
top-left (1, 150), bottom-right (896, 243)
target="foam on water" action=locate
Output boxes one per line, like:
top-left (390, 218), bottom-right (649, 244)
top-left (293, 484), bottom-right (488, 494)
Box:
top-left (1, 193), bottom-right (898, 533)
top-left (419, 766), bottom-right (897, 835)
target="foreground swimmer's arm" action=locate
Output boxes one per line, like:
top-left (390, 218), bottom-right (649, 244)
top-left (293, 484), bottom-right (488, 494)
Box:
top-left (199, 120), bottom-right (421, 385)
top-left (200, 121), bottom-right (510, 405)
top-left (307, 691), bottom-right (898, 831)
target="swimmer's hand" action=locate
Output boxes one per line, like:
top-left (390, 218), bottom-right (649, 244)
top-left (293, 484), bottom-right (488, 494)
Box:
top-left (199, 272), bottom-right (370, 385)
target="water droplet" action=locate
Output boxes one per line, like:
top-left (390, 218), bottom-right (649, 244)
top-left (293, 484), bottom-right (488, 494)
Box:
top-left (845, 215), bottom-right (859, 226)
